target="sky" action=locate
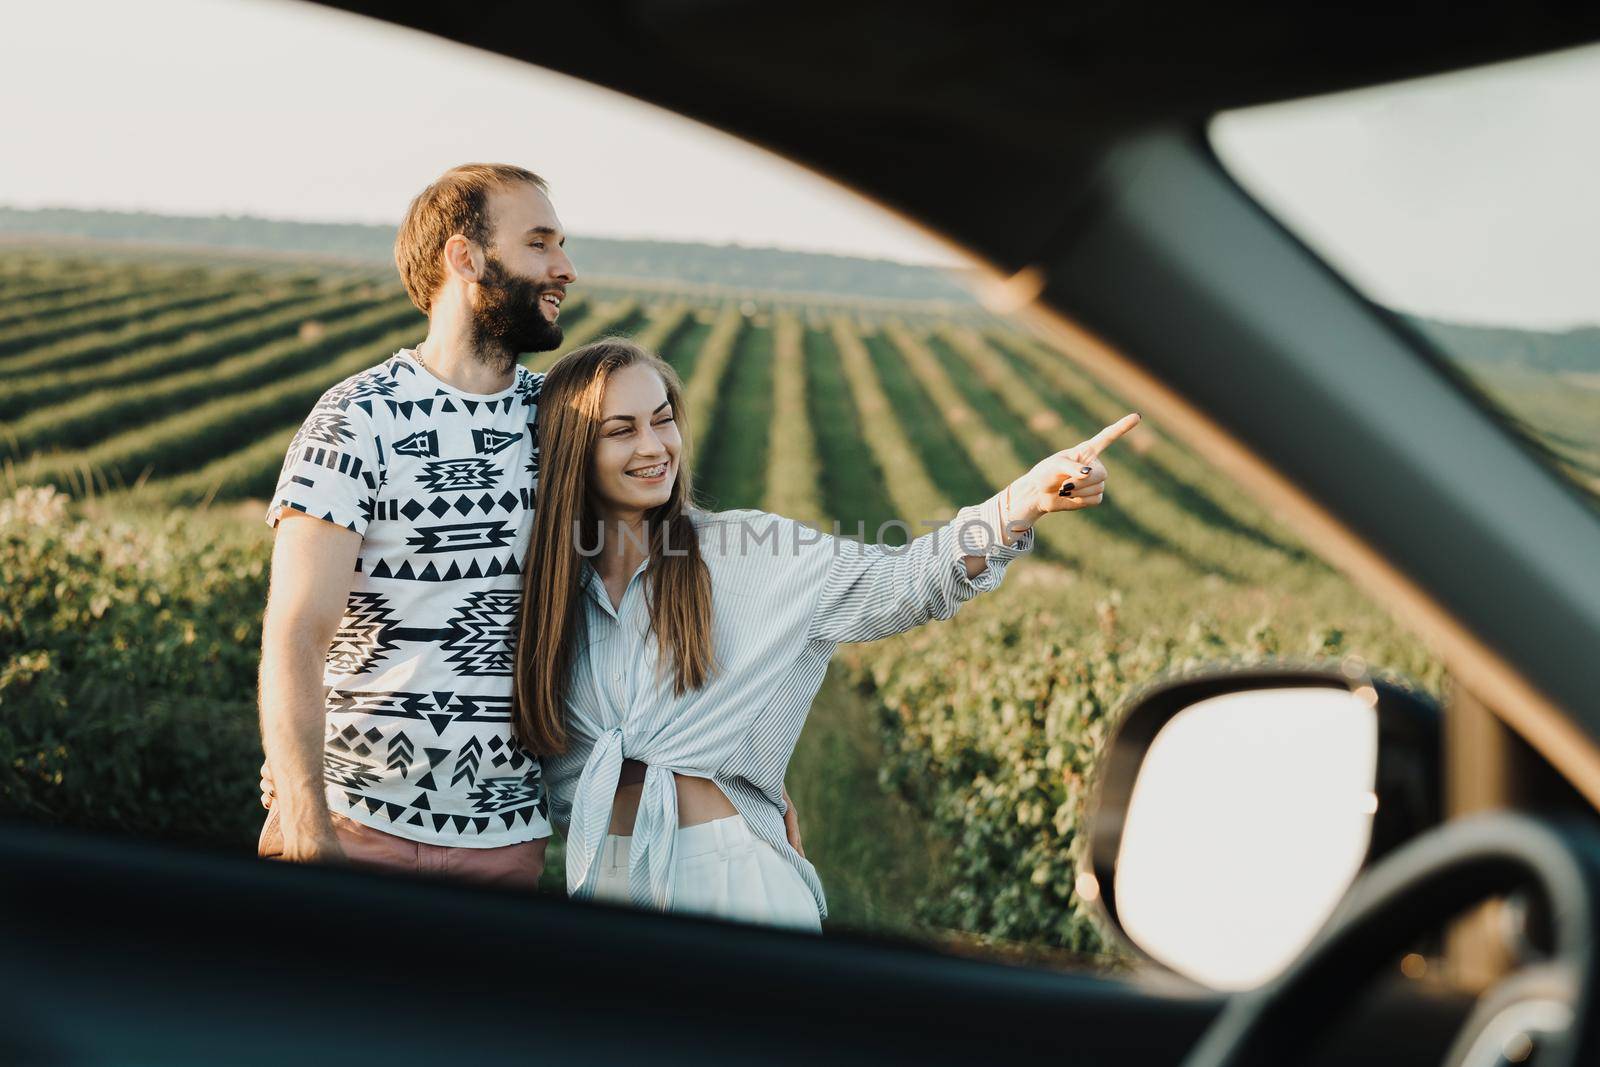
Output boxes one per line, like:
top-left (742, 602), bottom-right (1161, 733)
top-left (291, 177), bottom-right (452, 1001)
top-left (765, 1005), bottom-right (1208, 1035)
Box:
top-left (2, 1), bottom-right (1598, 328)
top-left (0, 0), bottom-right (959, 265)
top-left (1213, 41), bottom-right (1600, 331)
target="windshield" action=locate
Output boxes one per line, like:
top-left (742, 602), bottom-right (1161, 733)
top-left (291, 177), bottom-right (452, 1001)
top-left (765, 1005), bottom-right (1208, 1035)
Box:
top-left (2, 0), bottom-right (1456, 986)
top-left (1210, 43), bottom-right (1600, 507)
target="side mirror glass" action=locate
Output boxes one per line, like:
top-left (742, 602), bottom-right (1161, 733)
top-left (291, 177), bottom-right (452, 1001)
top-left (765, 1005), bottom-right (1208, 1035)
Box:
top-left (1086, 668), bottom-right (1439, 991)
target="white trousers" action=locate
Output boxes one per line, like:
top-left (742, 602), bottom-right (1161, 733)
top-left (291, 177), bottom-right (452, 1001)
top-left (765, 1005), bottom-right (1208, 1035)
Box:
top-left (592, 814), bottom-right (822, 934)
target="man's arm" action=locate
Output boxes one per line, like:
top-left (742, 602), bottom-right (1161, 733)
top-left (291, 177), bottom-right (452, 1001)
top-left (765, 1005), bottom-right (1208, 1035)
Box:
top-left (259, 512), bottom-right (361, 863)
top-left (781, 783), bottom-right (804, 858)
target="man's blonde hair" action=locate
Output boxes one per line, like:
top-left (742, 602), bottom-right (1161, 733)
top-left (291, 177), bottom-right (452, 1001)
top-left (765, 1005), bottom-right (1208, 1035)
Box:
top-left (394, 163), bottom-right (549, 315)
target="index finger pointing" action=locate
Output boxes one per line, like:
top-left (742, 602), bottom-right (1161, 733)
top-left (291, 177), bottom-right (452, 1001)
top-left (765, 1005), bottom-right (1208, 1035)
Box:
top-left (1082, 413), bottom-right (1142, 457)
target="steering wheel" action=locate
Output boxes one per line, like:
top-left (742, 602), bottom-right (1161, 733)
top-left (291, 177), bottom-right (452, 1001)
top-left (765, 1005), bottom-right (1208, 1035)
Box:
top-left (1181, 813), bottom-right (1600, 1067)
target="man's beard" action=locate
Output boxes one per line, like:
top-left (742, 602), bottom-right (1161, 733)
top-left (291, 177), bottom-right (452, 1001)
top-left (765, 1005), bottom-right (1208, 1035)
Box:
top-left (468, 252), bottom-right (564, 371)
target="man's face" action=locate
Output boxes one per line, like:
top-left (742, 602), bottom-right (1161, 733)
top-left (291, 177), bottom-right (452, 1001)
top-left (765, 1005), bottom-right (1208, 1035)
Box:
top-left (469, 184), bottom-right (578, 368)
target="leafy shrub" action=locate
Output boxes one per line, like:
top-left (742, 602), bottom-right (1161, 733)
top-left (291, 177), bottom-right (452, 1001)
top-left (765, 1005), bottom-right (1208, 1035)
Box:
top-left (0, 487), bottom-right (270, 847)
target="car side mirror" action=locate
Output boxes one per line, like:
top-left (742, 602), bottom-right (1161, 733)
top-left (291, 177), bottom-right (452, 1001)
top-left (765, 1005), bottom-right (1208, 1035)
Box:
top-left (1084, 665), bottom-right (1440, 991)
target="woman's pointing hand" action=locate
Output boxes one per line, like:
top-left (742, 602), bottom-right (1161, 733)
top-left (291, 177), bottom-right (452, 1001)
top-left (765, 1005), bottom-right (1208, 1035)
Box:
top-left (1006, 413), bottom-right (1142, 529)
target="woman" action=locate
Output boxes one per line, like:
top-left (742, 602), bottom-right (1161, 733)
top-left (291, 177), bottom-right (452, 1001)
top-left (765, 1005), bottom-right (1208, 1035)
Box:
top-left (513, 337), bottom-right (1138, 932)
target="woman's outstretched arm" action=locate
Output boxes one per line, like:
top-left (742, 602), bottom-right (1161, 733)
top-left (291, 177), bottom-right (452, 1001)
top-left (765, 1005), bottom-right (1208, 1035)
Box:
top-left (804, 413), bottom-right (1141, 645)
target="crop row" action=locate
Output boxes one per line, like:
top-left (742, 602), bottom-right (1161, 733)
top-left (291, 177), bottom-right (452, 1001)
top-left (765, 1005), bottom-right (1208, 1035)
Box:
top-left (0, 257), bottom-right (270, 316)
top-left (0, 274), bottom-right (113, 304)
top-left (881, 319), bottom-right (1101, 569)
top-left (0, 284), bottom-right (335, 383)
top-left (0, 256), bottom-right (251, 299)
top-left (761, 311), bottom-right (826, 525)
top-left (0, 493), bottom-right (272, 847)
top-left (628, 302), bottom-right (692, 352)
top-left (829, 318), bottom-right (974, 540)
top-left (680, 305), bottom-right (744, 449)
top-left (144, 423), bottom-right (306, 508)
top-left (19, 322), bottom-right (424, 496)
top-left (0, 282), bottom-right (393, 421)
top-left (795, 325), bottom-right (898, 540)
top-left (0, 272), bottom-right (217, 332)
top-left (695, 310), bottom-right (774, 511)
top-left (0, 275), bottom-right (284, 359)
top-left (7, 299), bottom-right (422, 457)
top-left (659, 309), bottom-right (715, 381)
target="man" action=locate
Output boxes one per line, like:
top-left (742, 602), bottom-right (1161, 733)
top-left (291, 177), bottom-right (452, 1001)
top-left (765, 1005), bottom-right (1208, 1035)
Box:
top-left (258, 163), bottom-right (801, 889)
top-left (256, 162), bottom-right (571, 887)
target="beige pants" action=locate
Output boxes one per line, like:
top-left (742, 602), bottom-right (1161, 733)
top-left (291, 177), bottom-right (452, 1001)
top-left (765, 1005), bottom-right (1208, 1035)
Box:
top-left (257, 805), bottom-right (546, 890)
top-left (592, 814), bottom-right (821, 933)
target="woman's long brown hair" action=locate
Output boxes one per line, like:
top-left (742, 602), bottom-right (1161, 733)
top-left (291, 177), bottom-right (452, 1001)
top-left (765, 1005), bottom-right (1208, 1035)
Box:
top-left (511, 337), bottom-right (716, 756)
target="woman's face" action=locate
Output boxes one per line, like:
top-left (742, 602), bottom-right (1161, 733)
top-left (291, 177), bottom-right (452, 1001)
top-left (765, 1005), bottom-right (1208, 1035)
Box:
top-left (589, 362), bottom-right (681, 517)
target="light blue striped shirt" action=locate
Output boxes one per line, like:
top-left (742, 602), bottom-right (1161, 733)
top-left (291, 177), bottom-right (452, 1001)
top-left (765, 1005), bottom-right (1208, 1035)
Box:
top-left (542, 493), bottom-right (1035, 920)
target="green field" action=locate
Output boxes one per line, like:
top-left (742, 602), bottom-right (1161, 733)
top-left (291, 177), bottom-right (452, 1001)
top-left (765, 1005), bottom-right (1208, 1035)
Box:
top-left (0, 246), bottom-right (1451, 966)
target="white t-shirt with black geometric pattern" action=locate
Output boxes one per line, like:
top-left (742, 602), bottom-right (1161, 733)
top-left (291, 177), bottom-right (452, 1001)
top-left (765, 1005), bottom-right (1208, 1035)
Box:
top-left (265, 347), bottom-right (551, 847)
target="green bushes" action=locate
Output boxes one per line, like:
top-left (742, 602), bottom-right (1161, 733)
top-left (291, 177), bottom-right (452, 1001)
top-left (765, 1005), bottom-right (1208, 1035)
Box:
top-left (0, 487), bottom-right (270, 848)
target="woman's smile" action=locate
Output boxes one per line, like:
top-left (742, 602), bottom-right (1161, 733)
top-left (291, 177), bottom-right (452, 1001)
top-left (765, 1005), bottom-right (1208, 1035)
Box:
top-left (625, 461), bottom-right (670, 483)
